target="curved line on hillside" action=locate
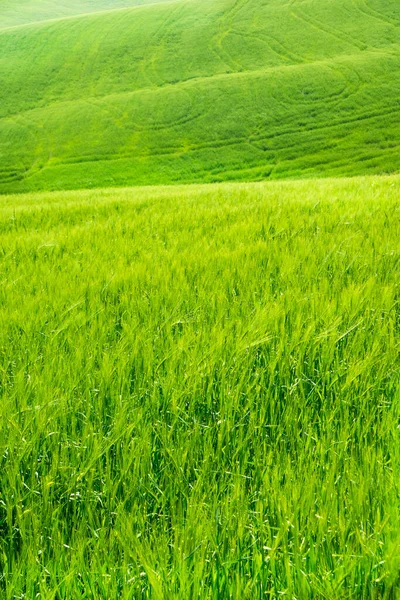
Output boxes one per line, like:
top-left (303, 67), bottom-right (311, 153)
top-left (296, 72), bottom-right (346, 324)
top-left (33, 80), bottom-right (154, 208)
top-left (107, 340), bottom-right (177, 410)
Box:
top-left (1, 46), bottom-right (394, 124)
top-left (20, 104), bottom-right (400, 177)
top-left (139, 1), bottom-right (188, 87)
top-left (227, 28), bottom-right (304, 66)
top-left (291, 6), bottom-right (365, 52)
top-left (208, 0), bottom-right (253, 72)
top-left (85, 87), bottom-right (206, 133)
top-left (0, 112), bottom-right (53, 185)
top-left (248, 105), bottom-right (400, 150)
top-left (355, 0), bottom-right (399, 27)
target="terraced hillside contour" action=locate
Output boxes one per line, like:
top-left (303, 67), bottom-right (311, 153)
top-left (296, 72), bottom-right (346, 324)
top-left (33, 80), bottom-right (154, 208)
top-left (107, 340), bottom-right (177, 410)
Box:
top-left (0, 0), bottom-right (399, 192)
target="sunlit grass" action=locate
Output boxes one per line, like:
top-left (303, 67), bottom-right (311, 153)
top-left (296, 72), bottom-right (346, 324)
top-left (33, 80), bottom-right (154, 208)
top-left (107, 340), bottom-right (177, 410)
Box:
top-left (1, 175), bottom-right (399, 598)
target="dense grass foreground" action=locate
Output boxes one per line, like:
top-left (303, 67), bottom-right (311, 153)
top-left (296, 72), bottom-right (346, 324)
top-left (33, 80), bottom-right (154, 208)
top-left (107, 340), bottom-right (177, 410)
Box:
top-left (0, 176), bottom-right (400, 598)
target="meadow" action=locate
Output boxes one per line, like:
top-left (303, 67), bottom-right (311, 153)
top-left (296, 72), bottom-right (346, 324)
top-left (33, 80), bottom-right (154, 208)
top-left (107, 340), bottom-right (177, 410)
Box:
top-left (0, 0), bottom-right (400, 193)
top-left (0, 0), bottom-right (173, 29)
top-left (0, 175), bottom-right (399, 598)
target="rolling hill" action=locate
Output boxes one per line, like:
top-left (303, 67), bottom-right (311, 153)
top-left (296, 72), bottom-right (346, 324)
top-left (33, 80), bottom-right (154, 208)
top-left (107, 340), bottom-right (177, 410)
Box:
top-left (0, 0), bottom-right (399, 192)
top-left (0, 0), bottom-right (173, 29)
top-left (2, 2), bottom-right (400, 596)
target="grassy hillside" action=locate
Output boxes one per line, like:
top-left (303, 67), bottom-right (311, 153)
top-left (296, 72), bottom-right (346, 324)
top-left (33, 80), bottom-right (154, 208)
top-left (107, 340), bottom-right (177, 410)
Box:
top-left (0, 0), bottom-right (173, 29)
top-left (0, 175), bottom-right (399, 597)
top-left (0, 0), bottom-right (399, 193)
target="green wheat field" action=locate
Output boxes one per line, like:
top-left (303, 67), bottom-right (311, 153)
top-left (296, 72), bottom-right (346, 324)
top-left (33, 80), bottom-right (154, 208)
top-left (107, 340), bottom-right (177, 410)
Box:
top-left (1, 0), bottom-right (400, 599)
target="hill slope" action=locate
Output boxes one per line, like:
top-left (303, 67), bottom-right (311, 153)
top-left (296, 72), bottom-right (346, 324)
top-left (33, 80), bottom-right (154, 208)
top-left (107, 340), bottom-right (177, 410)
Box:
top-left (0, 0), bottom-right (173, 29)
top-left (0, 0), bottom-right (399, 192)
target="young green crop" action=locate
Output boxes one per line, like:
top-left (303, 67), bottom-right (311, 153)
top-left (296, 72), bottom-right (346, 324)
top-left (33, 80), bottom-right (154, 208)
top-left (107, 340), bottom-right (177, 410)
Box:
top-left (0, 0), bottom-right (173, 29)
top-left (0, 0), bottom-right (399, 193)
top-left (0, 175), bottom-right (399, 598)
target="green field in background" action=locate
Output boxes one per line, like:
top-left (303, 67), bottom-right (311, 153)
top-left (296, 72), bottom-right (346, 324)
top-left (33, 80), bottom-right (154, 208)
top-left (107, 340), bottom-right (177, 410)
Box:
top-left (0, 0), bottom-right (399, 193)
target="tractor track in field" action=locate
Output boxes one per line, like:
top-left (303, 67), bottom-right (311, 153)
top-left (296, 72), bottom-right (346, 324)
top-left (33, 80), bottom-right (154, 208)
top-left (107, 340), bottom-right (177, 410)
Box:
top-left (2, 39), bottom-right (396, 184)
top-left (138, 0), bottom-right (188, 88)
top-left (0, 44), bottom-right (388, 125)
top-left (249, 105), bottom-right (400, 150)
top-left (44, 102), bottom-right (400, 179)
top-left (290, 5), bottom-right (366, 52)
top-left (353, 0), bottom-right (399, 28)
top-left (1, 0), bottom-right (399, 188)
top-left (209, 0), bottom-right (253, 73)
top-left (0, 112), bottom-right (53, 185)
top-left (228, 28), bottom-right (304, 66)
top-left (77, 8), bottom-right (132, 93)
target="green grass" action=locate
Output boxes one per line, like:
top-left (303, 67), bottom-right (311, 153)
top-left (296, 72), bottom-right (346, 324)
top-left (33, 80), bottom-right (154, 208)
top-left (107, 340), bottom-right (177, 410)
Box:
top-left (1, 175), bottom-right (399, 598)
top-left (0, 0), bottom-right (173, 29)
top-left (0, 0), bottom-right (400, 193)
